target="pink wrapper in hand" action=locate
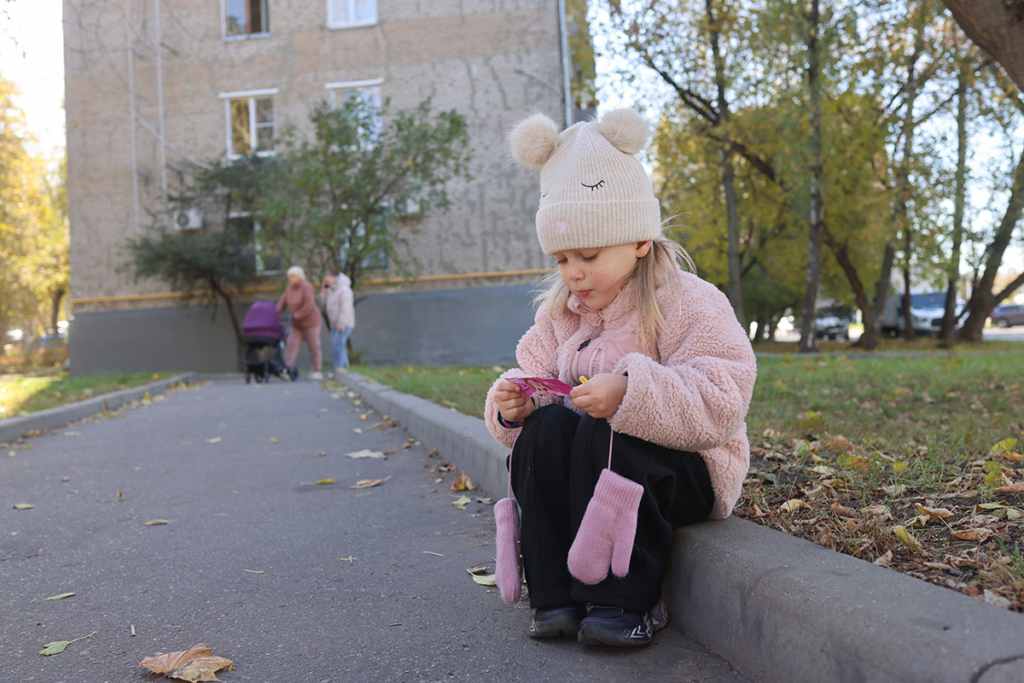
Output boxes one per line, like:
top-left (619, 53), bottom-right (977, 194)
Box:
top-left (507, 377), bottom-right (574, 398)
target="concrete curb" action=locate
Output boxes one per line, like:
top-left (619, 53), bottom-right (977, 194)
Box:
top-left (337, 370), bottom-right (1024, 683)
top-left (0, 373), bottom-right (198, 444)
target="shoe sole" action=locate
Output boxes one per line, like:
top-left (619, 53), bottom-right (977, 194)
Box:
top-left (577, 623), bottom-right (653, 648)
top-left (529, 615), bottom-right (582, 639)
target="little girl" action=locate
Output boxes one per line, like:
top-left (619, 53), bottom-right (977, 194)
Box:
top-left (484, 109), bottom-right (756, 647)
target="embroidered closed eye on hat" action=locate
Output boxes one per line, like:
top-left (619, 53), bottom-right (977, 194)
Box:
top-left (508, 108), bottom-right (662, 256)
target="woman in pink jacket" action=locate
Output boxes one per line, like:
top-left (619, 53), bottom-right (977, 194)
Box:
top-left (485, 109), bottom-right (756, 647)
top-left (278, 265), bottom-right (323, 381)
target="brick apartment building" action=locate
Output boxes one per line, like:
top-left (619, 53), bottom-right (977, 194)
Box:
top-left (64, 0), bottom-right (591, 373)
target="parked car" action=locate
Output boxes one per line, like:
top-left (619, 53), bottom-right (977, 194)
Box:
top-left (881, 292), bottom-right (964, 337)
top-left (815, 306), bottom-right (854, 340)
top-left (990, 303), bottom-right (1024, 328)
top-left (32, 333), bottom-right (68, 366)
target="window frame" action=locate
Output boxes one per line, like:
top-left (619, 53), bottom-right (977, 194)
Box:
top-left (219, 88), bottom-right (279, 159)
top-left (326, 0), bottom-right (378, 30)
top-left (221, 0), bottom-right (271, 41)
top-left (227, 212), bottom-right (281, 276)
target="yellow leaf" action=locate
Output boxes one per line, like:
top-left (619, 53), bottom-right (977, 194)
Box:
top-left (144, 519), bottom-right (171, 526)
top-left (471, 573), bottom-right (497, 586)
top-left (989, 438), bottom-right (1019, 455)
top-left (351, 478), bottom-right (384, 489)
top-left (873, 550), bottom-right (893, 567)
top-left (315, 478), bottom-right (337, 485)
top-left (205, 437), bottom-right (221, 444)
top-left (861, 504), bottom-right (892, 519)
top-left (12, 503), bottom-right (34, 510)
top-left (450, 473), bottom-right (474, 492)
top-left (905, 514), bottom-right (931, 528)
top-left (452, 495), bottom-right (472, 509)
top-left (779, 499), bottom-right (810, 513)
top-left (810, 465), bottom-right (836, 476)
top-left (892, 525), bottom-right (922, 550)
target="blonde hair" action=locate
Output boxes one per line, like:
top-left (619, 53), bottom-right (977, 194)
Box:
top-left (287, 265), bottom-right (306, 281)
top-left (533, 236), bottom-right (695, 355)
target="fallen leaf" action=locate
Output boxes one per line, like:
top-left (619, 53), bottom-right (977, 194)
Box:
top-left (345, 449), bottom-right (386, 460)
top-left (12, 503), bottom-right (34, 510)
top-left (205, 437), bottom-right (221, 444)
top-left (353, 428), bottom-right (363, 434)
top-left (402, 438), bottom-right (416, 449)
top-left (881, 484), bottom-right (907, 496)
top-left (243, 569), bottom-right (264, 574)
top-left (312, 451), bottom-right (327, 458)
top-left (452, 495), bottom-right (472, 509)
top-left (466, 565), bottom-right (490, 575)
top-left (315, 478), bottom-right (337, 485)
top-left (476, 497), bottom-right (494, 505)
top-left (873, 550), bottom-right (893, 567)
top-left (951, 527), bottom-right (995, 542)
top-left (450, 473), bottom-right (474, 492)
top-left (269, 437), bottom-right (279, 444)
top-left (471, 573), bottom-right (497, 586)
top-left (994, 482), bottom-right (1024, 494)
top-left (779, 499), bottom-right (810, 513)
top-left (892, 525), bottom-right (922, 550)
top-left (989, 438), bottom-right (1019, 455)
top-left (144, 519), bottom-right (171, 526)
top-left (42, 592), bottom-right (75, 601)
top-left (351, 478), bottom-right (384, 489)
top-left (810, 465), bottom-right (836, 476)
top-left (63, 431), bottom-right (81, 437)
top-left (915, 504), bottom-right (954, 521)
top-left (138, 643), bottom-right (234, 682)
top-left (861, 504), bottom-right (892, 520)
top-left (39, 631), bottom-right (96, 656)
top-left (423, 551), bottom-right (443, 557)
top-left (983, 589), bottom-right (1012, 609)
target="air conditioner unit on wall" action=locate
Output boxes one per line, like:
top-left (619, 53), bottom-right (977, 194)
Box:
top-left (172, 207), bottom-right (204, 230)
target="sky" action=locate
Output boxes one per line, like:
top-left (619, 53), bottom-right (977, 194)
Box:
top-left (0, 0), bottom-right (65, 159)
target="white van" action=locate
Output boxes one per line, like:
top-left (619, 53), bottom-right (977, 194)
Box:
top-left (881, 292), bottom-right (965, 337)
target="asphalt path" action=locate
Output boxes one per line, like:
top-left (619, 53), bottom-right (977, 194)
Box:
top-left (0, 378), bottom-right (747, 682)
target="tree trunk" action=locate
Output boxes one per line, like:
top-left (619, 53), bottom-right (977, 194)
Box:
top-left (860, 239), bottom-right (896, 350)
top-left (706, 0), bottom-right (744, 329)
top-left (799, 0), bottom-right (825, 353)
top-left (902, 263), bottom-right (917, 341)
top-left (941, 0), bottom-right (1024, 92)
top-left (940, 54), bottom-right (969, 348)
top-left (958, 147), bottom-right (1024, 341)
top-left (211, 282), bottom-right (245, 371)
top-left (767, 317), bottom-right (778, 342)
top-left (826, 236), bottom-right (873, 346)
top-left (49, 287), bottom-right (66, 334)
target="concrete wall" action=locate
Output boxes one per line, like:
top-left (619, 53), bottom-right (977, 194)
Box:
top-left (69, 284), bottom-right (537, 374)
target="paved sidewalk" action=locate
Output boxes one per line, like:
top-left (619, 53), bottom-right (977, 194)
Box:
top-left (0, 378), bottom-right (747, 682)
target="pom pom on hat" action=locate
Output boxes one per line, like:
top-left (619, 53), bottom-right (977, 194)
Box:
top-left (595, 108), bottom-right (648, 155)
top-left (509, 112), bottom-right (559, 168)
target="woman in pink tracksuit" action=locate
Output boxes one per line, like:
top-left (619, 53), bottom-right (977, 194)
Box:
top-left (484, 109), bottom-right (756, 647)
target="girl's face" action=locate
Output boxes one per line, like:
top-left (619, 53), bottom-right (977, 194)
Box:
top-left (554, 241), bottom-right (652, 310)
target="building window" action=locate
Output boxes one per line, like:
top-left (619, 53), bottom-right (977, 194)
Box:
top-left (227, 214), bottom-right (282, 275)
top-left (327, 0), bottom-right (376, 29)
top-left (325, 79), bottom-right (383, 143)
top-left (220, 89), bottom-right (278, 158)
top-left (224, 0), bottom-right (269, 39)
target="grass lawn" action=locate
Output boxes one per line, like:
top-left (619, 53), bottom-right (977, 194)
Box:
top-left (0, 371), bottom-right (173, 422)
top-left (350, 352), bottom-right (1024, 612)
top-left (751, 337), bottom-right (1024, 354)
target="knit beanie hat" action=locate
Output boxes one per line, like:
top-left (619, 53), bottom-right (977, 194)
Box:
top-left (509, 108), bottom-right (662, 256)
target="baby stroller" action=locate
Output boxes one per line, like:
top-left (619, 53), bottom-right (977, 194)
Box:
top-left (241, 300), bottom-right (295, 384)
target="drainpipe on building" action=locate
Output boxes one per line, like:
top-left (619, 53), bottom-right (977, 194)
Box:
top-left (557, 0), bottom-right (573, 127)
top-left (154, 0), bottom-right (169, 228)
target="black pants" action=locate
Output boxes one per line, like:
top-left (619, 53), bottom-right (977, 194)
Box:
top-left (510, 404), bottom-right (715, 613)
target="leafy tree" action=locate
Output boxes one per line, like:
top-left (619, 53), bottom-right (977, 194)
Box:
top-left (124, 156), bottom-right (272, 364)
top-left (258, 97), bottom-right (472, 288)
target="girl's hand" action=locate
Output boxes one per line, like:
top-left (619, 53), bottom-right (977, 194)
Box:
top-left (569, 373), bottom-right (628, 420)
top-left (494, 379), bottom-right (534, 423)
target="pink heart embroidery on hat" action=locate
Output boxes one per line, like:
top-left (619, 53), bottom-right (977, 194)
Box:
top-left (555, 219), bottom-right (567, 233)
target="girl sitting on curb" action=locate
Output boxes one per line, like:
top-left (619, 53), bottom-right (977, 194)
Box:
top-left (484, 109), bottom-right (756, 647)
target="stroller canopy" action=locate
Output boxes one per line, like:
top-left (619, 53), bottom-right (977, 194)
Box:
top-left (243, 300), bottom-right (285, 340)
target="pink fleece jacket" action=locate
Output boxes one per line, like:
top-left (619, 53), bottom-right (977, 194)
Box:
top-left (484, 271), bottom-right (756, 520)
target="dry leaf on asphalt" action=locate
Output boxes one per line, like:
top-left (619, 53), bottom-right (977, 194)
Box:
top-left (269, 437), bottom-right (279, 444)
top-left (138, 643), bottom-right (234, 682)
top-left (950, 527), bottom-right (995, 542)
top-left (452, 495), bottom-right (472, 509)
top-left (345, 449), bottom-right (386, 460)
top-left (351, 478), bottom-right (384, 489)
top-left (450, 473), bottom-right (474, 492)
top-left (42, 592), bottom-right (75, 601)
top-left (312, 452), bottom-right (326, 458)
top-left (144, 519), bottom-right (171, 526)
top-left (39, 631), bottom-right (95, 656)
top-left (779, 499), bottom-right (809, 513)
top-left (315, 478), bottom-right (337, 485)
top-left (12, 503), bottom-right (34, 510)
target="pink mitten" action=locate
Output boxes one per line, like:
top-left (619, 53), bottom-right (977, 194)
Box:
top-left (567, 469), bottom-right (644, 585)
top-left (494, 497), bottom-right (522, 604)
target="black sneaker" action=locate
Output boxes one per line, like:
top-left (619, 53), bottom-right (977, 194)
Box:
top-left (577, 606), bottom-right (654, 647)
top-left (528, 605), bottom-right (587, 639)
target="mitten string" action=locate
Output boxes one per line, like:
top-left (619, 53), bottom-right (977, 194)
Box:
top-left (607, 427), bottom-right (614, 470)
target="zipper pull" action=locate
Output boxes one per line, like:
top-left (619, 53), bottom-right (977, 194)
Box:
top-left (578, 339), bottom-right (591, 352)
